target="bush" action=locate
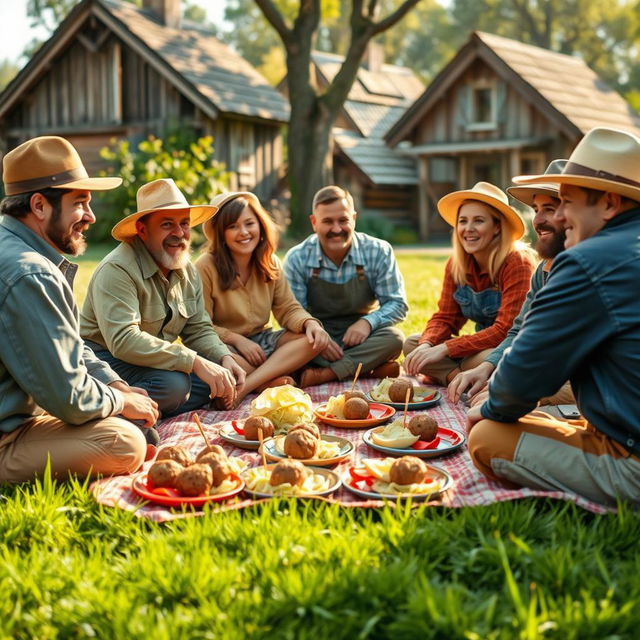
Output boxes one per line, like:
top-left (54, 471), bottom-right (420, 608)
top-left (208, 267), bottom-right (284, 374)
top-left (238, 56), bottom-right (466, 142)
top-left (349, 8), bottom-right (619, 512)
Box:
top-left (90, 132), bottom-right (230, 242)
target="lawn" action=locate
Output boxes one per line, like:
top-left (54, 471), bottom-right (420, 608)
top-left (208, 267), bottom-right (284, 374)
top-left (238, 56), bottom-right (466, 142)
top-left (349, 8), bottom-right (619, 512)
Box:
top-left (3, 248), bottom-right (639, 639)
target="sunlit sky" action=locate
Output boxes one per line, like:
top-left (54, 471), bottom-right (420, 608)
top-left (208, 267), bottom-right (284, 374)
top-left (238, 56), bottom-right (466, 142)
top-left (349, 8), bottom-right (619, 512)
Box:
top-left (0, 0), bottom-right (228, 65)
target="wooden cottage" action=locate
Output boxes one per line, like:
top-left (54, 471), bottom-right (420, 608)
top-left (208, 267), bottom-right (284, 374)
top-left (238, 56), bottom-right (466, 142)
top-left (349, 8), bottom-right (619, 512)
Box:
top-left (386, 31), bottom-right (640, 239)
top-left (0, 0), bottom-right (290, 201)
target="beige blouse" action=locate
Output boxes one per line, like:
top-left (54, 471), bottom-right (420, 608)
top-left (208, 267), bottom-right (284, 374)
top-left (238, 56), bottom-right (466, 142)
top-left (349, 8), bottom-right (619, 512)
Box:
top-left (195, 253), bottom-right (315, 342)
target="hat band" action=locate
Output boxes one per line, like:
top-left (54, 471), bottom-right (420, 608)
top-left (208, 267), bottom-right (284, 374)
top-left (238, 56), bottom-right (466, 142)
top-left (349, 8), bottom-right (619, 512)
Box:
top-left (6, 167), bottom-right (88, 194)
top-left (564, 161), bottom-right (640, 188)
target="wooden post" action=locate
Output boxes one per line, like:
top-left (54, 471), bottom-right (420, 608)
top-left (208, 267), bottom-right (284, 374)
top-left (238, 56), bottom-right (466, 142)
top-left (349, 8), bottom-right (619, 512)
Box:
top-left (418, 155), bottom-right (429, 242)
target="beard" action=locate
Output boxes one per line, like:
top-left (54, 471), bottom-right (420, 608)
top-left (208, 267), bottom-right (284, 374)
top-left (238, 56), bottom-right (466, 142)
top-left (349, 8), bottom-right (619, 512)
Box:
top-left (150, 238), bottom-right (191, 271)
top-left (46, 214), bottom-right (88, 256)
top-left (535, 226), bottom-right (566, 259)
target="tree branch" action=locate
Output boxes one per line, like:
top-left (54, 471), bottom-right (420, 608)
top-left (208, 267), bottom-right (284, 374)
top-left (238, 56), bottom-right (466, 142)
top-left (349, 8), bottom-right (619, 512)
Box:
top-left (372, 0), bottom-right (422, 35)
top-left (254, 0), bottom-right (292, 46)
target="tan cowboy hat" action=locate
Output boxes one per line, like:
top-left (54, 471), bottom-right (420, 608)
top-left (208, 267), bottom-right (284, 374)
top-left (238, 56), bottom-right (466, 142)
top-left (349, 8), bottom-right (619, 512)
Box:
top-left (507, 159), bottom-right (567, 206)
top-left (512, 127), bottom-right (640, 202)
top-left (438, 181), bottom-right (526, 240)
top-left (2, 135), bottom-right (122, 195)
top-left (111, 178), bottom-right (217, 241)
top-left (203, 191), bottom-right (261, 242)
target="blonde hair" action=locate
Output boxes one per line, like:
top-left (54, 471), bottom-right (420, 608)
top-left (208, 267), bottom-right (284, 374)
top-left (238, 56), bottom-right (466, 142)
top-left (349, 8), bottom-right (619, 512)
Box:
top-left (450, 200), bottom-right (535, 285)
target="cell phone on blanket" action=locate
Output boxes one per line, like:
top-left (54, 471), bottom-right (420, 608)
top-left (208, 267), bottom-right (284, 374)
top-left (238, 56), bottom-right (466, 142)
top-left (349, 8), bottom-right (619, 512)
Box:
top-left (557, 404), bottom-right (581, 419)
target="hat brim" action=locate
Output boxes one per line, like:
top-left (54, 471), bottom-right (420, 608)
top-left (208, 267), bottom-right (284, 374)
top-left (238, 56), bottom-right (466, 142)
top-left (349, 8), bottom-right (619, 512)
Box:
top-left (51, 176), bottom-right (123, 191)
top-left (438, 191), bottom-right (525, 240)
top-left (512, 173), bottom-right (640, 203)
top-left (506, 183), bottom-right (559, 207)
top-left (111, 204), bottom-right (218, 242)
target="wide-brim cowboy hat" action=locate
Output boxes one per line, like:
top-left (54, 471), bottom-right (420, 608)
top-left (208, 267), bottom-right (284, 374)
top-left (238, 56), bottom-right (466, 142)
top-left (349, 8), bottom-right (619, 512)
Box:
top-left (512, 127), bottom-right (640, 202)
top-left (438, 181), bottom-right (526, 240)
top-left (507, 159), bottom-right (567, 206)
top-left (111, 178), bottom-right (217, 241)
top-left (203, 191), bottom-right (262, 242)
top-left (2, 135), bottom-right (122, 195)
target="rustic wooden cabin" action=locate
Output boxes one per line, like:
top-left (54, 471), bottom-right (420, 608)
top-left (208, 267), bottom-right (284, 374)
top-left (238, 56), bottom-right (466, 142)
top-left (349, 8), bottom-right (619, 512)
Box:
top-left (0, 0), bottom-right (289, 201)
top-left (386, 31), bottom-right (640, 239)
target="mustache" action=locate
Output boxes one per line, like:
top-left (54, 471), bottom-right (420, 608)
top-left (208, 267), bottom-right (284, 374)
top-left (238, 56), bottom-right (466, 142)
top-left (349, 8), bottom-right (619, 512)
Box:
top-left (534, 224), bottom-right (556, 234)
top-left (326, 231), bottom-right (348, 239)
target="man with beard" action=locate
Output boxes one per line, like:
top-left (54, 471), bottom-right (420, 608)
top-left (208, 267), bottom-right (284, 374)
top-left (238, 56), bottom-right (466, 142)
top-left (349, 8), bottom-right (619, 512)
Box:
top-left (81, 179), bottom-right (246, 418)
top-left (284, 185), bottom-right (408, 387)
top-left (448, 160), bottom-right (575, 414)
top-left (0, 136), bottom-right (159, 482)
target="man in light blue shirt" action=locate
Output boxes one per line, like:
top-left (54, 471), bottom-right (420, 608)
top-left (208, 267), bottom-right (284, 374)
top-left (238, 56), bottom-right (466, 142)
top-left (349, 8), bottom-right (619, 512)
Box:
top-left (284, 185), bottom-right (407, 386)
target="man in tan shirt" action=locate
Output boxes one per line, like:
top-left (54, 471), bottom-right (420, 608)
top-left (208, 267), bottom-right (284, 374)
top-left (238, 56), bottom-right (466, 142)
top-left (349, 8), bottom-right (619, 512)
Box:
top-left (81, 179), bottom-right (245, 419)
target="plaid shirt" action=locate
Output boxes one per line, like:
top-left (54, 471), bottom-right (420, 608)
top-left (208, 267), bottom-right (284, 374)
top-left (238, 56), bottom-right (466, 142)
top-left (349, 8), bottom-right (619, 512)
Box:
top-left (419, 251), bottom-right (535, 358)
top-left (283, 232), bottom-right (408, 330)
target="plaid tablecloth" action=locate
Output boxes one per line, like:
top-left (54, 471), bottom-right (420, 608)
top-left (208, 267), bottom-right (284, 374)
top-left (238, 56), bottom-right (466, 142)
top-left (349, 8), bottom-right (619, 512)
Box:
top-left (91, 379), bottom-right (609, 522)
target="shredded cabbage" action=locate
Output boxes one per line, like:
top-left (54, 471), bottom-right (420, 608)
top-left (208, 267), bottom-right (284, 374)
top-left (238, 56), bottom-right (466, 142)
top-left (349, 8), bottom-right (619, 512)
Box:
top-left (249, 385), bottom-right (314, 433)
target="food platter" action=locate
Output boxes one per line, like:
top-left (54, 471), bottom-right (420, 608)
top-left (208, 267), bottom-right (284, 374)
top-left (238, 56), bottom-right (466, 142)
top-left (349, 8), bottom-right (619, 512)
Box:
top-left (218, 421), bottom-right (260, 450)
top-left (260, 434), bottom-right (353, 466)
top-left (342, 463), bottom-right (453, 501)
top-left (131, 472), bottom-right (244, 507)
top-left (241, 464), bottom-right (341, 498)
top-left (363, 426), bottom-right (465, 458)
top-left (314, 402), bottom-right (395, 428)
top-left (366, 387), bottom-right (442, 410)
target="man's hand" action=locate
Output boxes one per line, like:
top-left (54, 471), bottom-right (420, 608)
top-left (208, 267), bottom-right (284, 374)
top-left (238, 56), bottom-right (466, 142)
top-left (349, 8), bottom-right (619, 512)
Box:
top-left (231, 334), bottom-right (267, 367)
top-left (304, 320), bottom-right (330, 351)
top-left (404, 343), bottom-right (448, 375)
top-left (112, 383), bottom-right (159, 428)
top-left (469, 387), bottom-right (489, 408)
top-left (448, 362), bottom-right (495, 403)
top-left (320, 338), bottom-right (344, 362)
top-left (221, 355), bottom-right (246, 392)
top-left (466, 404), bottom-right (485, 432)
top-left (193, 355), bottom-right (237, 401)
top-left (342, 318), bottom-right (372, 347)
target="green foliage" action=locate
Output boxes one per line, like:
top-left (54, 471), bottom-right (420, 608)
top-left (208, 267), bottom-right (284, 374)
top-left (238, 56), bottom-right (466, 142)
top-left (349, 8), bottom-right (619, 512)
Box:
top-left (92, 132), bottom-right (230, 243)
top-left (0, 59), bottom-right (20, 91)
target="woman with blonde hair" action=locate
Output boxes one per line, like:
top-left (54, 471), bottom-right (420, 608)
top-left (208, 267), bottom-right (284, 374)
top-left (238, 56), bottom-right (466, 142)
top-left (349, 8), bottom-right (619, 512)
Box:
top-left (196, 192), bottom-right (330, 408)
top-left (404, 181), bottom-right (536, 385)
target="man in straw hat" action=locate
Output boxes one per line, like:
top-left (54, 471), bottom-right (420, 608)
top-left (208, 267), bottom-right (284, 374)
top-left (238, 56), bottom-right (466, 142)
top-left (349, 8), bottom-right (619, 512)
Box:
top-left (448, 160), bottom-right (576, 414)
top-left (467, 127), bottom-right (640, 505)
top-left (283, 185), bottom-right (408, 387)
top-left (0, 136), bottom-right (159, 482)
top-left (81, 178), bottom-right (246, 416)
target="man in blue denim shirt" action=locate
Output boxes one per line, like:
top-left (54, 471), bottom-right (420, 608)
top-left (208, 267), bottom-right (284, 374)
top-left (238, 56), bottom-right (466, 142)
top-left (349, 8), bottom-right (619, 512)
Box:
top-left (466, 127), bottom-right (640, 506)
top-left (0, 136), bottom-right (158, 482)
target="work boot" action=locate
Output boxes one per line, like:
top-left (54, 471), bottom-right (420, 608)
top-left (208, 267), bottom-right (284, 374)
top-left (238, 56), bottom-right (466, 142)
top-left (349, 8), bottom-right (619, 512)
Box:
top-left (364, 360), bottom-right (400, 379)
top-left (300, 367), bottom-right (338, 387)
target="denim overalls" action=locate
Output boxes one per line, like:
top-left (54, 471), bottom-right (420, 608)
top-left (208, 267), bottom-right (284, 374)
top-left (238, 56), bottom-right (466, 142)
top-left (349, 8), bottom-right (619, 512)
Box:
top-left (452, 285), bottom-right (502, 331)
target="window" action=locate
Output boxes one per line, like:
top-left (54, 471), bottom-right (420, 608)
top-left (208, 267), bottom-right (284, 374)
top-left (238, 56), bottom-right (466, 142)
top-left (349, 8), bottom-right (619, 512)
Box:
top-left (466, 82), bottom-right (497, 132)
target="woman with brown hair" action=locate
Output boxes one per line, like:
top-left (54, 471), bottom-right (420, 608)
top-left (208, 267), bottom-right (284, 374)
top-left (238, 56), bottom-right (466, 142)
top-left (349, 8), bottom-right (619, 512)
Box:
top-left (196, 192), bottom-right (329, 408)
top-left (403, 182), bottom-right (536, 385)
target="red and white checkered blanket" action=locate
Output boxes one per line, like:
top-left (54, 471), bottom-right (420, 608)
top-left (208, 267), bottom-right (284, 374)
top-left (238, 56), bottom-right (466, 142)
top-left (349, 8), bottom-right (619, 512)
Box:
top-left (91, 379), bottom-right (609, 521)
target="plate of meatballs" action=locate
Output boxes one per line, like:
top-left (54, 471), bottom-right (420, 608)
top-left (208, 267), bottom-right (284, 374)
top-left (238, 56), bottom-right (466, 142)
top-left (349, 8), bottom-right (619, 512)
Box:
top-left (218, 416), bottom-right (276, 450)
top-left (261, 422), bottom-right (353, 466)
top-left (131, 444), bottom-right (246, 507)
top-left (314, 389), bottom-right (396, 428)
top-left (366, 378), bottom-right (441, 410)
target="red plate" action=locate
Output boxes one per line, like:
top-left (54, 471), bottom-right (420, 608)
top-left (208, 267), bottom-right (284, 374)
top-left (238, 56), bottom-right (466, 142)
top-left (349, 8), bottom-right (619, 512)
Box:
top-left (314, 402), bottom-right (396, 428)
top-left (131, 472), bottom-right (244, 507)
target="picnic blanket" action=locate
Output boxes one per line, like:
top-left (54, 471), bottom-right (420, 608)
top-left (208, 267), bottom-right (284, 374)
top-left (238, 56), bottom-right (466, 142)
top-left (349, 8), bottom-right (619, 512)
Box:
top-left (91, 378), bottom-right (609, 521)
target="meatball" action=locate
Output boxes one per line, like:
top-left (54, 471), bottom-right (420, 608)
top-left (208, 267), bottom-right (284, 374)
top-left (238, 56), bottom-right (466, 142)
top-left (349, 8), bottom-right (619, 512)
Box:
top-left (269, 459), bottom-right (306, 487)
top-left (283, 429), bottom-right (318, 459)
top-left (408, 415), bottom-right (439, 442)
top-left (289, 422), bottom-right (320, 439)
top-left (388, 379), bottom-right (414, 403)
top-left (389, 456), bottom-right (427, 485)
top-left (196, 444), bottom-right (226, 462)
top-left (175, 463), bottom-right (213, 497)
top-left (197, 453), bottom-right (231, 487)
top-left (343, 397), bottom-right (370, 420)
top-left (147, 459), bottom-right (182, 489)
top-left (156, 445), bottom-right (194, 467)
top-left (243, 416), bottom-right (275, 441)
top-left (343, 390), bottom-right (368, 402)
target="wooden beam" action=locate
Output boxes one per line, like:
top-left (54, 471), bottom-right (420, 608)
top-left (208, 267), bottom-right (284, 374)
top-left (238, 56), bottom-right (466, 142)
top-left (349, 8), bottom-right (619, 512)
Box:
top-left (417, 156), bottom-right (429, 241)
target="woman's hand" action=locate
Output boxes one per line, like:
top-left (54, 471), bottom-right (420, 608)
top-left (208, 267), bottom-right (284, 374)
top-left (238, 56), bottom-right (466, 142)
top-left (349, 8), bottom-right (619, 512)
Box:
top-left (304, 320), bottom-right (330, 351)
top-left (447, 362), bottom-right (495, 403)
top-left (230, 334), bottom-right (267, 367)
top-left (404, 343), bottom-right (448, 375)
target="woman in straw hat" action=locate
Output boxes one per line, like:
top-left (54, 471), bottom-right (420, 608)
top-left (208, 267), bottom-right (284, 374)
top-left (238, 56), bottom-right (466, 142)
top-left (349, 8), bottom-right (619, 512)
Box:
top-left (196, 192), bottom-right (330, 408)
top-left (403, 181), bottom-right (536, 385)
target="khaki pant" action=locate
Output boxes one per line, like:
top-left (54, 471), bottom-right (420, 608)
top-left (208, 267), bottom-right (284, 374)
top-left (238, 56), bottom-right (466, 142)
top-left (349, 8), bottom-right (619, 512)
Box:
top-left (468, 411), bottom-right (640, 506)
top-left (403, 333), bottom-right (494, 385)
top-left (0, 414), bottom-right (147, 483)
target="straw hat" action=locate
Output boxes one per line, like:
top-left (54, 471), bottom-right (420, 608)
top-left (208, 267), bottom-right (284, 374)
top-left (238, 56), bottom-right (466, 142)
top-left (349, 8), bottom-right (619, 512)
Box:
top-left (203, 191), bottom-right (261, 242)
top-left (507, 159), bottom-right (567, 206)
top-left (512, 127), bottom-right (640, 202)
top-left (111, 178), bottom-right (217, 241)
top-left (438, 181), bottom-right (526, 240)
top-left (2, 136), bottom-right (122, 195)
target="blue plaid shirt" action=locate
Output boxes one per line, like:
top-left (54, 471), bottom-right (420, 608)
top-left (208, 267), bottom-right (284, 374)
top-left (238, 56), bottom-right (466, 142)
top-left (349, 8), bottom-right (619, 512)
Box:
top-left (283, 232), bottom-right (408, 330)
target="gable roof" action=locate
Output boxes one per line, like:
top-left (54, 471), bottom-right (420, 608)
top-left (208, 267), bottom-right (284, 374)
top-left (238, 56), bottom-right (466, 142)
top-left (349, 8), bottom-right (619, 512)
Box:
top-left (0, 0), bottom-right (289, 124)
top-left (386, 31), bottom-right (640, 146)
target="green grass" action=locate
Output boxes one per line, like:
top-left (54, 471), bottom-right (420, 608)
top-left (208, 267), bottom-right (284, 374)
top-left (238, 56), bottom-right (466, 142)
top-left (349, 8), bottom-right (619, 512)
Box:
top-left (3, 248), bottom-right (638, 638)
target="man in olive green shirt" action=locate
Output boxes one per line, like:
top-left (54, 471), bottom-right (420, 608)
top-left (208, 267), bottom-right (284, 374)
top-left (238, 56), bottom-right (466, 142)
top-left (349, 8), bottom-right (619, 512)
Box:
top-left (81, 179), bottom-right (245, 416)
